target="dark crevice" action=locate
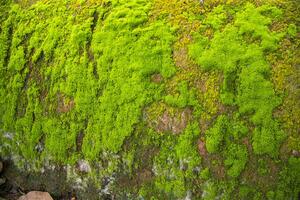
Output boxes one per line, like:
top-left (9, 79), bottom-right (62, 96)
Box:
top-left (76, 131), bottom-right (85, 152)
top-left (76, 119), bottom-right (88, 152)
top-left (87, 11), bottom-right (99, 79)
top-left (3, 26), bottom-right (13, 71)
top-left (92, 62), bottom-right (99, 79)
top-left (91, 11), bottom-right (99, 33)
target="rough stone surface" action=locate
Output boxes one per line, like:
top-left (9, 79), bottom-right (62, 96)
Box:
top-left (18, 191), bottom-right (53, 200)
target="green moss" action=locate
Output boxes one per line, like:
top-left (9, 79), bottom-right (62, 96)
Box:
top-left (175, 122), bottom-right (201, 168)
top-left (0, 0), bottom-right (176, 164)
top-left (200, 167), bottom-right (210, 180)
top-left (224, 143), bottom-right (248, 178)
top-left (205, 115), bottom-right (227, 153)
top-left (257, 159), bottom-right (268, 176)
top-left (274, 157), bottom-right (300, 199)
top-left (164, 81), bottom-right (201, 117)
top-left (0, 0), bottom-right (299, 198)
top-left (205, 114), bottom-right (248, 153)
top-left (153, 122), bottom-right (200, 198)
top-left (203, 5), bottom-right (227, 30)
top-left (83, 16), bottom-right (176, 156)
top-left (202, 181), bottom-right (218, 200)
top-left (190, 3), bottom-right (287, 156)
top-left (287, 24), bottom-right (297, 37)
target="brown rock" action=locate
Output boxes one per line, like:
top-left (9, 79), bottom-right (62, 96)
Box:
top-left (18, 191), bottom-right (53, 200)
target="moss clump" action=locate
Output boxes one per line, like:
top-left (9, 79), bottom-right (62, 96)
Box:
top-left (205, 115), bottom-right (227, 153)
top-left (224, 143), bottom-right (248, 178)
top-left (189, 3), bottom-right (286, 156)
top-left (0, 0), bottom-right (176, 164)
top-left (205, 115), bottom-right (248, 178)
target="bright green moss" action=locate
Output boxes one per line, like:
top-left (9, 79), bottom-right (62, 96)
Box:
top-left (205, 115), bottom-right (227, 153)
top-left (202, 181), bottom-right (218, 200)
top-left (224, 143), bottom-right (248, 178)
top-left (287, 24), bottom-right (297, 37)
top-left (205, 115), bottom-right (248, 154)
top-left (175, 122), bottom-right (201, 168)
top-left (0, 0), bottom-right (176, 164)
top-left (200, 167), bottom-right (210, 180)
top-left (164, 81), bottom-right (199, 110)
top-left (14, 85), bottom-right (43, 160)
top-left (82, 4), bottom-right (176, 156)
top-left (205, 114), bottom-right (248, 178)
top-left (190, 3), bottom-right (286, 156)
top-left (8, 46), bottom-right (26, 71)
top-left (203, 5), bottom-right (227, 30)
top-left (0, 0), bottom-right (299, 198)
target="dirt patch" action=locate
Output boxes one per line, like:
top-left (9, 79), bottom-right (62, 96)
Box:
top-left (138, 169), bottom-right (153, 183)
top-left (197, 139), bottom-right (208, 157)
top-left (197, 139), bottom-right (226, 180)
top-left (240, 138), bottom-right (280, 193)
top-left (115, 146), bottom-right (158, 196)
top-left (173, 45), bottom-right (192, 70)
top-left (56, 93), bottom-right (75, 113)
top-left (212, 163), bottom-right (225, 179)
top-left (116, 169), bottom-right (154, 190)
top-left (208, 155), bottom-right (226, 180)
top-left (151, 74), bottom-right (163, 83)
top-left (149, 107), bottom-right (192, 134)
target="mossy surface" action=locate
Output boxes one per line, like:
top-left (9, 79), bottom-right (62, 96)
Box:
top-left (0, 0), bottom-right (299, 199)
